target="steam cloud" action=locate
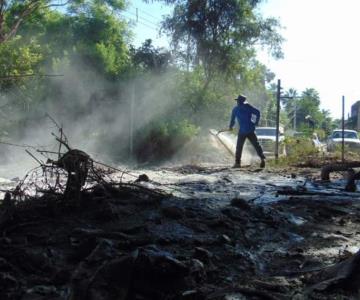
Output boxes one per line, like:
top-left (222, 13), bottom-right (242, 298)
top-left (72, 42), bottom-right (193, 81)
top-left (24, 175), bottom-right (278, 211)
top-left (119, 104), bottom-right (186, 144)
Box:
top-left (0, 61), bottom-right (262, 179)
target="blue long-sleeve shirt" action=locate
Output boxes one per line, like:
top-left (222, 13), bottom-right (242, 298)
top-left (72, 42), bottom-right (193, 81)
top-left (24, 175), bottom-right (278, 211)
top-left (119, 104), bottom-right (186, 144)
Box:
top-left (229, 102), bottom-right (260, 134)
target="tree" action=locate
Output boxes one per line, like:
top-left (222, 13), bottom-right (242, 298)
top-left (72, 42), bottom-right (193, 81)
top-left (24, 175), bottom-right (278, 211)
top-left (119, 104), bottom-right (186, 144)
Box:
top-left (130, 39), bottom-right (172, 73)
top-left (154, 0), bottom-right (283, 84)
top-left (11, 0), bottom-right (130, 78)
top-left (0, 0), bottom-right (126, 44)
top-left (282, 88), bottom-right (299, 130)
top-left (293, 88), bottom-right (323, 133)
top-left (0, 0), bottom-right (64, 43)
top-left (0, 0), bottom-right (132, 140)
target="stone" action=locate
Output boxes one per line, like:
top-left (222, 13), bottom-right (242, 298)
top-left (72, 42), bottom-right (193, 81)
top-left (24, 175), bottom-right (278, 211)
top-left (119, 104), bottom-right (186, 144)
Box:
top-left (193, 247), bottom-right (213, 264)
top-left (221, 234), bottom-right (232, 244)
top-left (230, 198), bottom-right (251, 210)
top-left (0, 272), bottom-right (18, 290)
top-left (189, 259), bottom-right (206, 283)
top-left (135, 174), bottom-right (150, 183)
top-left (161, 206), bottom-right (185, 220)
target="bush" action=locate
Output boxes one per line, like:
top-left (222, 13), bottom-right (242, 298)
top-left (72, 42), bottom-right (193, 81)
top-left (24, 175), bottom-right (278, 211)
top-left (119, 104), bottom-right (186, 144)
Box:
top-left (280, 136), bottom-right (320, 165)
top-left (134, 119), bottom-right (199, 163)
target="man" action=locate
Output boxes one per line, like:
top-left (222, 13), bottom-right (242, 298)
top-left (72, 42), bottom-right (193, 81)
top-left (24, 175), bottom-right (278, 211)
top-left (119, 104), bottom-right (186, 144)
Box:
top-left (220, 94), bottom-right (266, 168)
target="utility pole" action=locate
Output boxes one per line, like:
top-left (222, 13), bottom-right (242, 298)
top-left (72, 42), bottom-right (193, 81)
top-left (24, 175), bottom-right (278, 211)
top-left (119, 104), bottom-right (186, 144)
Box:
top-left (293, 100), bottom-right (297, 132)
top-left (130, 82), bottom-right (135, 159)
top-left (275, 79), bottom-right (281, 162)
top-left (342, 96), bottom-right (345, 162)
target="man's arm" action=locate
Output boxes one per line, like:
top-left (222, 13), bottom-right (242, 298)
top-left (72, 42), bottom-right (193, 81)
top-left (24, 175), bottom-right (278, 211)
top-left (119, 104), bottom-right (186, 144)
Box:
top-left (251, 106), bottom-right (261, 126)
top-left (217, 128), bottom-right (234, 135)
top-left (217, 108), bottom-right (236, 135)
top-left (229, 107), bottom-right (236, 129)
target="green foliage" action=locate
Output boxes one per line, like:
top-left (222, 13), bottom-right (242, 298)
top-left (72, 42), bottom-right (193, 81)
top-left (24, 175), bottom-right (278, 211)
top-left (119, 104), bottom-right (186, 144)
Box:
top-left (172, 68), bottom-right (232, 125)
top-left (134, 119), bottom-right (199, 162)
top-left (0, 36), bottom-right (43, 90)
top-left (282, 87), bottom-right (334, 135)
top-left (66, 2), bottom-right (130, 77)
top-left (276, 136), bottom-right (321, 166)
top-left (0, 0), bottom-right (338, 165)
top-left (159, 0), bottom-right (283, 81)
top-left (130, 39), bottom-right (172, 74)
top-left (14, 1), bottom-right (130, 77)
top-left (171, 58), bottom-right (275, 129)
top-left (328, 143), bottom-right (360, 161)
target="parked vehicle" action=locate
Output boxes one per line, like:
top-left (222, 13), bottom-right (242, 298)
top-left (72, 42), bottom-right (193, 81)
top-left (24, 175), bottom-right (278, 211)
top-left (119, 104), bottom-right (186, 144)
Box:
top-left (327, 129), bottom-right (360, 152)
top-left (255, 127), bottom-right (286, 155)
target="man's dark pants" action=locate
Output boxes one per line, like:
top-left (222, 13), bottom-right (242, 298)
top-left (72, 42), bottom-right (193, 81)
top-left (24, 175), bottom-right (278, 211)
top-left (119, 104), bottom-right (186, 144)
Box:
top-left (235, 131), bottom-right (265, 164)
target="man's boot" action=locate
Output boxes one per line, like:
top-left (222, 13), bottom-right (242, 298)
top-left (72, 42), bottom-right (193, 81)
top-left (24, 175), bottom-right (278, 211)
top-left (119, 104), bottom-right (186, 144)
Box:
top-left (232, 161), bottom-right (241, 168)
top-left (260, 159), bottom-right (265, 168)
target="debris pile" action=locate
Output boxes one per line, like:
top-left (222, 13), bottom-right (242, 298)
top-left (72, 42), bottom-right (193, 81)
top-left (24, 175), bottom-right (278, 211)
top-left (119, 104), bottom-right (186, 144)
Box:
top-left (1, 123), bottom-right (360, 299)
top-left (1, 162), bottom-right (360, 299)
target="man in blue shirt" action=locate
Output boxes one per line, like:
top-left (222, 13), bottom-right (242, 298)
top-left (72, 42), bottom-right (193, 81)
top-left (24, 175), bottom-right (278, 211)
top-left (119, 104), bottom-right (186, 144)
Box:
top-left (225, 94), bottom-right (265, 168)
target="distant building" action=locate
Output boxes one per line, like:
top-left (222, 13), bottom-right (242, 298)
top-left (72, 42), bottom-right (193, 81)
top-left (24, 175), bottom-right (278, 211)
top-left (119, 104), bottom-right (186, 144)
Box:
top-left (350, 101), bottom-right (360, 130)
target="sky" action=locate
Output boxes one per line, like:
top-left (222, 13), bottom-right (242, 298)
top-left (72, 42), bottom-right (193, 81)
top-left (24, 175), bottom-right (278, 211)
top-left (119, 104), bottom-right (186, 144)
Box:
top-left (126, 0), bottom-right (360, 119)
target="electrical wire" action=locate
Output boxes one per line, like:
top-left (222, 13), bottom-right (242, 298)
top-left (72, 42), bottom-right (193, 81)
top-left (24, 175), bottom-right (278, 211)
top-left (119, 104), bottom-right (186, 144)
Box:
top-left (121, 8), bottom-right (159, 26)
top-left (129, 4), bottom-right (163, 22)
top-left (118, 12), bottom-right (159, 32)
top-left (125, 9), bottom-right (160, 27)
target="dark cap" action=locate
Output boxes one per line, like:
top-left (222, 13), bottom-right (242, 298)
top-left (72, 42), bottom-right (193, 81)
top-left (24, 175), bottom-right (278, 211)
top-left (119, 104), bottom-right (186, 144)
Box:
top-left (234, 94), bottom-right (246, 102)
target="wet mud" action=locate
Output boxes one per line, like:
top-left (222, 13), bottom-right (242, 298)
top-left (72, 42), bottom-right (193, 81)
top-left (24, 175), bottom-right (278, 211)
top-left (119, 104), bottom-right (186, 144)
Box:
top-left (1, 165), bottom-right (360, 299)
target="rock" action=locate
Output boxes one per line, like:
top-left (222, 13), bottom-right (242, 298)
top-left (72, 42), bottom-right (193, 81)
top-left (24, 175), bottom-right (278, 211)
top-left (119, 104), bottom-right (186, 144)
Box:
top-left (127, 246), bottom-right (190, 297)
top-left (69, 236), bottom-right (98, 262)
top-left (0, 237), bottom-right (11, 244)
top-left (0, 257), bottom-right (14, 272)
top-left (135, 174), bottom-right (150, 183)
top-left (193, 247), bottom-right (213, 264)
top-left (91, 184), bottom-right (108, 197)
top-left (230, 198), bottom-right (251, 210)
top-left (189, 259), bottom-right (206, 283)
top-left (310, 249), bottom-right (360, 292)
top-left (221, 207), bottom-right (246, 222)
top-left (70, 239), bottom-right (122, 299)
top-left (22, 285), bottom-right (61, 300)
top-left (135, 246), bottom-right (189, 279)
top-left (2, 192), bottom-right (12, 207)
top-left (181, 289), bottom-right (199, 299)
top-left (161, 206), bottom-right (185, 220)
top-left (0, 272), bottom-right (18, 290)
top-left (88, 255), bottom-right (137, 300)
top-left (52, 269), bottom-right (71, 285)
top-left (220, 234), bottom-right (232, 244)
top-left (20, 249), bottom-right (53, 274)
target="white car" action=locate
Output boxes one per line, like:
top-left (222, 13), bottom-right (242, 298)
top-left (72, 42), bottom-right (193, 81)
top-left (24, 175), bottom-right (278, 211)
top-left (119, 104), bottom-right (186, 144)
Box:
top-left (327, 129), bottom-right (360, 152)
top-left (255, 127), bottom-right (286, 155)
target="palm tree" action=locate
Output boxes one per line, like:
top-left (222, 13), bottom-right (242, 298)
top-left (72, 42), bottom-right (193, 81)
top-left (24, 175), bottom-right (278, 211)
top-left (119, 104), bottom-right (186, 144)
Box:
top-left (284, 88), bottom-right (299, 130)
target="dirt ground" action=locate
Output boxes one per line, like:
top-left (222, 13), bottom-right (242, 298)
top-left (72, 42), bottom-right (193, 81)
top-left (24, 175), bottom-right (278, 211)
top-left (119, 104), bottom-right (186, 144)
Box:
top-left (1, 162), bottom-right (360, 300)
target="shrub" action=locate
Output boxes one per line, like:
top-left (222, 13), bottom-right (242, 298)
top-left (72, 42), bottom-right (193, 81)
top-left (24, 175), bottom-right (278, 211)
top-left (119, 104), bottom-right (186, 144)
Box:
top-left (134, 119), bottom-right (199, 163)
top-left (278, 136), bottom-right (320, 166)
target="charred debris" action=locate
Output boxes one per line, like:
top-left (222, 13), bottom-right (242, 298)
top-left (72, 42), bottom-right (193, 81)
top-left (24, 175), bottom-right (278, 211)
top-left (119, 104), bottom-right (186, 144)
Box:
top-left (1, 124), bottom-right (360, 299)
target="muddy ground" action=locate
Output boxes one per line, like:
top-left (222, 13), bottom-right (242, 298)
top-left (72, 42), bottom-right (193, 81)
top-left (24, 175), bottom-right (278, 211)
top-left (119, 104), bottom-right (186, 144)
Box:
top-left (1, 162), bottom-right (360, 300)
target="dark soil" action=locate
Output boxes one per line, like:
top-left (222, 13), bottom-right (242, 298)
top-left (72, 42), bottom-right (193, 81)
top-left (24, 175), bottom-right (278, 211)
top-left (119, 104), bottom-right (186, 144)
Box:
top-left (1, 167), bottom-right (360, 300)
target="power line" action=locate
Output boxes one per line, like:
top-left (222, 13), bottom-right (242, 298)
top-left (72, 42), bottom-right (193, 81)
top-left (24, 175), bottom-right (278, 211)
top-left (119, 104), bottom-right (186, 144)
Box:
top-left (119, 11), bottom-right (159, 32)
top-left (129, 5), bottom-right (163, 22)
top-left (123, 8), bottom-right (160, 27)
top-left (121, 15), bottom-right (158, 32)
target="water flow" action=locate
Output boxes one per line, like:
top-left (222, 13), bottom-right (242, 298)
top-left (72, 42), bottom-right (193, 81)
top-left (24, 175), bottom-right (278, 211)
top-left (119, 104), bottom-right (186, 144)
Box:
top-left (211, 130), bottom-right (257, 165)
